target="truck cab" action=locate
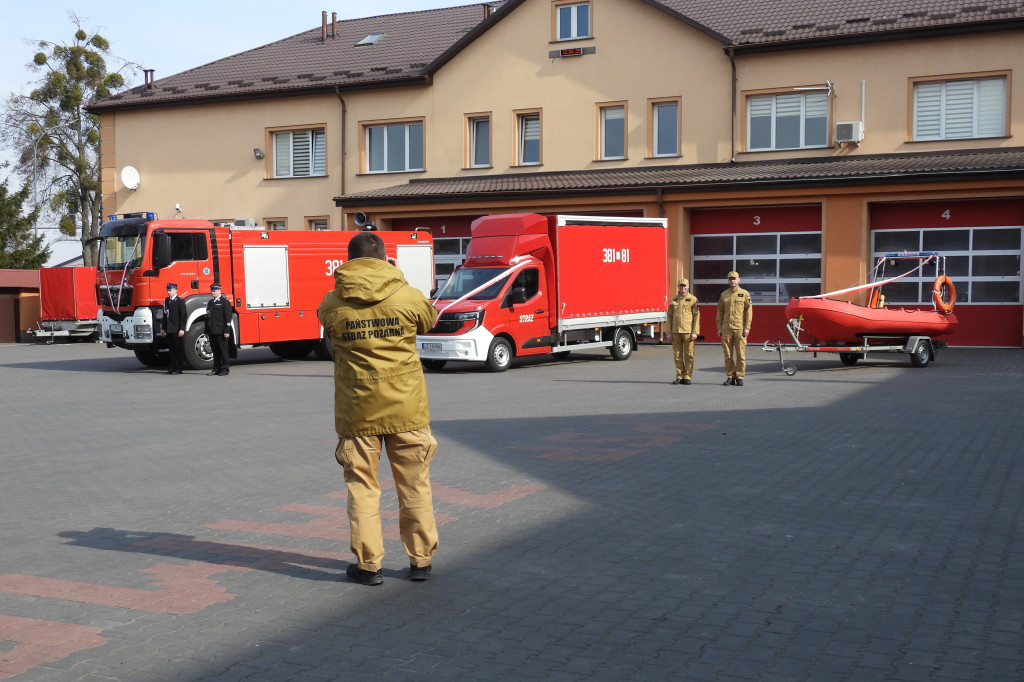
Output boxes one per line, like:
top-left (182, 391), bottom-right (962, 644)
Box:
top-left (417, 213), bottom-right (667, 371)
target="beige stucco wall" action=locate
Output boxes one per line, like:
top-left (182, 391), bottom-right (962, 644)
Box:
top-left (735, 31), bottom-right (1022, 160)
top-left (105, 95), bottom-right (344, 227)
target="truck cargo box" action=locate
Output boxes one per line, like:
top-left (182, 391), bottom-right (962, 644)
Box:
top-left (40, 267), bottom-right (97, 321)
top-left (551, 215), bottom-right (668, 331)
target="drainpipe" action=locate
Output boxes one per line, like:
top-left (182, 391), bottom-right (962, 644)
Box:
top-left (727, 46), bottom-right (737, 163)
top-left (334, 85), bottom-right (347, 227)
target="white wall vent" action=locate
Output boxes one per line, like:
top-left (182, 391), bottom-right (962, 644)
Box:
top-left (835, 121), bottom-right (865, 144)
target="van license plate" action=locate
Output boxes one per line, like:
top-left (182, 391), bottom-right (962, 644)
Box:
top-left (422, 343), bottom-right (442, 351)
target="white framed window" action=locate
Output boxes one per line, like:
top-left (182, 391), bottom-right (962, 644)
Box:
top-left (517, 111), bottom-right (542, 166)
top-left (692, 232), bottom-right (822, 304)
top-left (872, 227), bottom-right (1022, 303)
top-left (365, 120), bottom-right (424, 173)
top-left (599, 104), bottom-right (626, 160)
top-left (747, 92), bottom-right (829, 151)
top-left (913, 75), bottom-right (1007, 140)
top-left (651, 99), bottom-right (680, 157)
top-left (468, 116), bottom-right (491, 168)
top-left (272, 129), bottom-right (325, 177)
top-left (265, 219), bottom-right (287, 231)
top-left (306, 217), bottom-right (329, 231)
top-left (555, 1), bottom-right (590, 41)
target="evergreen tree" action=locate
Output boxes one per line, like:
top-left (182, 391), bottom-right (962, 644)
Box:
top-left (0, 178), bottom-right (49, 269)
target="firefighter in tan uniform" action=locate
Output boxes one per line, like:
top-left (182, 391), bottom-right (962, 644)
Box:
top-left (666, 278), bottom-right (700, 385)
top-left (716, 271), bottom-right (753, 386)
top-left (317, 232), bottom-right (440, 586)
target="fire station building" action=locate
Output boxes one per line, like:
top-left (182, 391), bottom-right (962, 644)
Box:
top-left (90, 0), bottom-right (1024, 346)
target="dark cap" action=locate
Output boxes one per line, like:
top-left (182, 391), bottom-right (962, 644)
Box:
top-left (210, 283), bottom-right (222, 291)
top-left (166, 282), bottom-right (178, 290)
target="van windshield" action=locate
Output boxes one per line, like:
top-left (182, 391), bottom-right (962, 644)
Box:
top-left (435, 267), bottom-right (509, 301)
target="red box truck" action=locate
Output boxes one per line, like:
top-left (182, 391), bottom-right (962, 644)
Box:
top-left (94, 213), bottom-right (433, 369)
top-left (416, 213), bottom-right (668, 371)
top-left (29, 267), bottom-right (100, 342)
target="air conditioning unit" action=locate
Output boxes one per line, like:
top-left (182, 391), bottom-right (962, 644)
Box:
top-left (835, 121), bottom-right (865, 144)
top-left (233, 218), bottom-right (259, 228)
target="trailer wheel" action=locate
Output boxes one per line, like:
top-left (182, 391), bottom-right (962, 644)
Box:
top-left (269, 341), bottom-right (312, 360)
top-left (839, 352), bottom-right (860, 366)
top-left (485, 337), bottom-right (513, 372)
top-left (421, 359), bottom-right (447, 371)
top-left (312, 337), bottom-right (334, 360)
top-left (609, 328), bottom-right (633, 361)
top-left (133, 348), bottom-right (169, 368)
top-left (910, 340), bottom-right (931, 368)
top-left (183, 323), bottom-right (214, 370)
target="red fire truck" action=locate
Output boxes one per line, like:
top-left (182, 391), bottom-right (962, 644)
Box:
top-left (94, 213), bottom-right (433, 369)
top-left (416, 213), bottom-right (668, 371)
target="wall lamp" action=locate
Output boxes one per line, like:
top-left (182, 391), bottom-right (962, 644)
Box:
top-left (253, 148), bottom-right (265, 160)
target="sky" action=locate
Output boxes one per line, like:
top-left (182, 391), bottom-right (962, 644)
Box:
top-left (1, 0), bottom-right (481, 264)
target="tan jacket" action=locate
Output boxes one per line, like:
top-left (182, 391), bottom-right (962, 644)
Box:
top-left (317, 258), bottom-right (438, 437)
top-left (666, 294), bottom-right (700, 336)
top-left (716, 287), bottom-right (753, 332)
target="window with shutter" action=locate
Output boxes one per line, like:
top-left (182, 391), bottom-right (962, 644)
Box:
top-left (271, 128), bottom-right (326, 178)
top-left (746, 91), bottom-right (830, 151)
top-left (912, 75), bottom-right (1007, 140)
top-left (518, 112), bottom-right (542, 166)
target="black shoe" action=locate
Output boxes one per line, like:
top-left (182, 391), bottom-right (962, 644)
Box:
top-left (682, 379), bottom-right (691, 385)
top-left (346, 563), bottom-right (383, 586)
top-left (207, 370), bottom-right (219, 376)
top-left (723, 377), bottom-right (734, 386)
top-left (409, 564), bottom-right (432, 581)
top-left (165, 370), bottom-right (175, 374)
top-left (218, 370), bottom-right (229, 376)
top-left (671, 379), bottom-right (682, 384)
top-left (735, 378), bottom-right (744, 386)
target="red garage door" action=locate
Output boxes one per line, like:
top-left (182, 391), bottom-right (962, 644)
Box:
top-left (691, 205), bottom-right (822, 345)
top-left (870, 198), bottom-right (1023, 347)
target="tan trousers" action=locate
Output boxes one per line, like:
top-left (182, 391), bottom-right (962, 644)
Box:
top-left (671, 334), bottom-right (695, 380)
top-left (335, 427), bottom-right (439, 571)
top-left (720, 328), bottom-right (747, 379)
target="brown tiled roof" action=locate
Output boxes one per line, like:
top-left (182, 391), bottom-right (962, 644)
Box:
top-left (0, 269), bottom-right (40, 288)
top-left (652, 0), bottom-right (1024, 49)
top-left (91, 1), bottom-right (1024, 111)
top-left (334, 148), bottom-right (1024, 205)
top-left (90, 4), bottom-right (501, 111)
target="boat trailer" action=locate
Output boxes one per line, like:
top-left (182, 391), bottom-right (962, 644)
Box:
top-left (763, 318), bottom-right (947, 375)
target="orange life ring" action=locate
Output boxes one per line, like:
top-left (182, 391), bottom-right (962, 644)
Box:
top-left (932, 275), bottom-right (956, 312)
top-left (867, 288), bottom-right (881, 308)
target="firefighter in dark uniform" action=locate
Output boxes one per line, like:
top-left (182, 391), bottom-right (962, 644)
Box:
top-left (161, 282), bottom-right (187, 374)
top-left (716, 270), bottom-right (753, 386)
top-left (205, 283), bottom-right (233, 376)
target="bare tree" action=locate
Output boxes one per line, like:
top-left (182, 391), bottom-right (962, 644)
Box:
top-left (2, 14), bottom-right (136, 266)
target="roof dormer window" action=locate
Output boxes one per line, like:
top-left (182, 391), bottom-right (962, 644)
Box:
top-left (356, 33), bottom-right (385, 47)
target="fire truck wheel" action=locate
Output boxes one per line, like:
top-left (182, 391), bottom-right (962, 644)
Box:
top-left (133, 348), bottom-right (169, 368)
top-left (421, 359), bottom-right (447, 371)
top-left (183, 323), bottom-right (215, 370)
top-left (312, 337), bottom-right (334, 360)
top-left (269, 341), bottom-right (312, 360)
top-left (839, 352), bottom-right (860, 366)
top-left (485, 337), bottom-right (513, 372)
top-left (609, 328), bottom-right (633, 361)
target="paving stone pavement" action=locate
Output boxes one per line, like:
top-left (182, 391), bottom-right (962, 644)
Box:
top-left (0, 339), bottom-right (1021, 681)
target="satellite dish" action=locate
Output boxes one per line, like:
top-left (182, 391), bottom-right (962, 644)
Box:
top-left (121, 166), bottom-right (141, 190)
